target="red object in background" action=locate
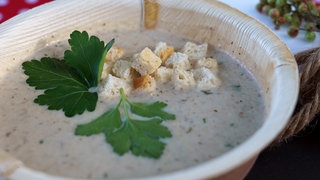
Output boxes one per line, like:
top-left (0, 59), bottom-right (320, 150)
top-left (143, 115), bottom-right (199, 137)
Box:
top-left (0, 0), bottom-right (52, 24)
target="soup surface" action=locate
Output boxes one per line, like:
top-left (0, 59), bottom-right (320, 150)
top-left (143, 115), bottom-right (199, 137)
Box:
top-left (0, 29), bottom-right (264, 179)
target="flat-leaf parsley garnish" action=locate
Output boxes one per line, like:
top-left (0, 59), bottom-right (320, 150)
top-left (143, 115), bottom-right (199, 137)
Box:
top-left (75, 88), bottom-right (176, 159)
top-left (22, 31), bottom-right (114, 117)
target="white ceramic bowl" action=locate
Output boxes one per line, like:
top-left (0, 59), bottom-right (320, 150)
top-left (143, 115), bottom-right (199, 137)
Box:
top-left (0, 0), bottom-right (299, 179)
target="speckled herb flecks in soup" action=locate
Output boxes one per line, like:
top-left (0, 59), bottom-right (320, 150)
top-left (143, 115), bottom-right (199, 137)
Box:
top-left (0, 29), bottom-right (264, 179)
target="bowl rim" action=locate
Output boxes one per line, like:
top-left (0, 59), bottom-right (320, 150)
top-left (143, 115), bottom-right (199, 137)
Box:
top-left (0, 0), bottom-right (299, 179)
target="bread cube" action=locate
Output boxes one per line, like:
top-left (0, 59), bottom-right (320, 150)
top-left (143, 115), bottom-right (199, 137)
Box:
top-left (165, 52), bottom-right (191, 70)
top-left (131, 47), bottom-right (162, 76)
top-left (105, 46), bottom-right (124, 62)
top-left (133, 75), bottom-right (156, 93)
top-left (195, 57), bottom-right (218, 71)
top-left (98, 74), bottom-right (131, 98)
top-left (193, 67), bottom-right (221, 90)
top-left (182, 42), bottom-right (208, 60)
top-left (112, 60), bottom-right (132, 79)
top-left (154, 42), bottom-right (174, 64)
top-left (100, 62), bottom-right (113, 81)
top-left (172, 69), bottom-right (195, 90)
top-left (154, 66), bottom-right (173, 83)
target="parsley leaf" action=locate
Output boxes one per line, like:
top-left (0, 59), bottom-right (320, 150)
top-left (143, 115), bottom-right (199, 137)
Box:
top-left (65, 31), bottom-right (114, 87)
top-left (22, 58), bottom-right (86, 89)
top-left (107, 118), bottom-right (171, 158)
top-left (120, 89), bottom-right (175, 120)
top-left (35, 85), bottom-right (98, 117)
top-left (75, 106), bottom-right (122, 136)
top-left (75, 88), bottom-right (175, 159)
top-left (22, 30), bottom-right (114, 117)
top-left (129, 102), bottom-right (176, 120)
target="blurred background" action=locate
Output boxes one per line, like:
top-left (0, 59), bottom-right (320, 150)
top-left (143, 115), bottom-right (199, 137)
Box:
top-left (0, 0), bottom-right (52, 24)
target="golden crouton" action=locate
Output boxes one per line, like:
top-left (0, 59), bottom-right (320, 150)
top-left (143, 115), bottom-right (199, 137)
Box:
top-left (172, 69), bottom-right (195, 90)
top-left (154, 66), bottom-right (173, 83)
top-left (105, 46), bottom-right (124, 62)
top-left (99, 74), bottom-right (132, 98)
top-left (195, 57), bottom-right (218, 71)
top-left (193, 67), bottom-right (221, 90)
top-left (133, 75), bottom-right (153, 89)
top-left (100, 62), bottom-right (113, 81)
top-left (165, 52), bottom-right (191, 70)
top-left (182, 42), bottom-right (208, 60)
top-left (112, 60), bottom-right (132, 79)
top-left (131, 47), bottom-right (162, 76)
top-left (154, 42), bottom-right (174, 64)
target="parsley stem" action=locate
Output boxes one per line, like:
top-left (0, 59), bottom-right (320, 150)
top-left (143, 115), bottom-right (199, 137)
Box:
top-left (115, 98), bottom-right (122, 109)
top-left (119, 88), bottom-right (128, 102)
top-left (119, 88), bottom-right (130, 119)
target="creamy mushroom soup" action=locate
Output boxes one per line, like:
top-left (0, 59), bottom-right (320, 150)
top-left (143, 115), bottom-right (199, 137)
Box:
top-left (0, 30), bottom-right (264, 179)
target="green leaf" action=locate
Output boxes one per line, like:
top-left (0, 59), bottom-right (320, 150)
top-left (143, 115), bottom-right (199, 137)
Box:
top-left (22, 30), bottom-right (115, 117)
top-left (22, 57), bottom-right (98, 117)
top-left (75, 107), bottom-right (122, 136)
top-left (64, 31), bottom-right (114, 87)
top-left (22, 58), bottom-right (86, 89)
top-left (107, 118), bottom-right (171, 158)
top-left (98, 39), bottom-right (115, 83)
top-left (105, 125), bottom-right (131, 155)
top-left (75, 88), bottom-right (176, 159)
top-left (129, 118), bottom-right (172, 139)
top-left (129, 101), bottom-right (176, 120)
top-left (35, 86), bottom-right (98, 117)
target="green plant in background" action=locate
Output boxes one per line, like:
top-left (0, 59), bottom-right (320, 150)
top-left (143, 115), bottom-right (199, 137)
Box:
top-left (256, 0), bottom-right (320, 41)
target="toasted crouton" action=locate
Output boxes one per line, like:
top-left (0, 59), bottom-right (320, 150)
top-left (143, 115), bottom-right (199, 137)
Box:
top-left (131, 47), bottom-right (162, 76)
top-left (154, 42), bottom-right (174, 64)
top-left (165, 52), bottom-right (191, 70)
top-left (193, 67), bottom-right (221, 90)
top-left (133, 75), bottom-right (156, 93)
top-left (154, 66), bottom-right (173, 83)
top-left (99, 74), bottom-right (131, 98)
top-left (112, 60), bottom-right (132, 79)
top-left (172, 69), bottom-right (195, 90)
top-left (100, 62), bottom-right (113, 81)
top-left (182, 42), bottom-right (208, 60)
top-left (195, 57), bottom-right (218, 71)
top-left (105, 46), bottom-right (124, 62)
